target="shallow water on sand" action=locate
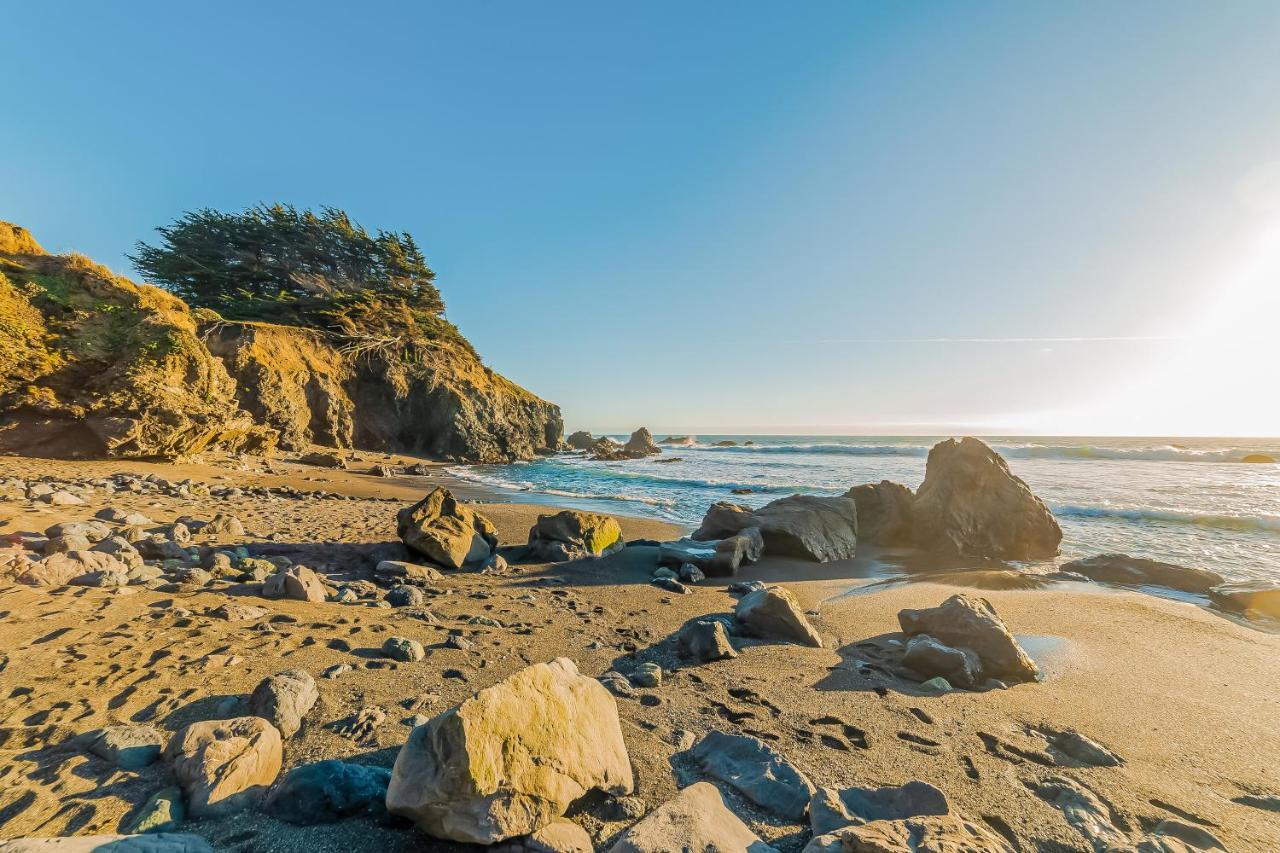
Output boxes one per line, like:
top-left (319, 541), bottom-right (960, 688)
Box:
top-left (449, 435), bottom-right (1280, 584)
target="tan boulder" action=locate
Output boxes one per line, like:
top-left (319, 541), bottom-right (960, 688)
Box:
top-left (898, 594), bottom-right (1039, 683)
top-left (164, 716), bottom-right (282, 816)
top-left (386, 658), bottom-right (633, 844)
top-left (608, 782), bottom-right (776, 853)
top-left (802, 814), bottom-right (1013, 853)
top-left (396, 487), bottom-right (497, 569)
top-left (262, 565), bottom-right (326, 602)
top-left (19, 550), bottom-right (128, 587)
top-left (735, 585), bottom-right (822, 648)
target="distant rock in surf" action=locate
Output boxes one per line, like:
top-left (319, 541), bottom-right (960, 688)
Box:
top-left (1060, 553), bottom-right (1223, 595)
top-left (590, 427), bottom-right (662, 460)
top-left (566, 430), bottom-right (595, 450)
top-left (1242, 453), bottom-right (1276, 463)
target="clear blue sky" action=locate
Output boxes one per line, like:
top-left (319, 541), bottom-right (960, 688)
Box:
top-left (5, 2), bottom-right (1279, 436)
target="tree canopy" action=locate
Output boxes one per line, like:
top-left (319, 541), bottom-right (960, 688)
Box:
top-left (130, 205), bottom-right (451, 339)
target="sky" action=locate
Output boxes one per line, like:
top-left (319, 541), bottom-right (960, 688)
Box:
top-left (3, 1), bottom-right (1279, 436)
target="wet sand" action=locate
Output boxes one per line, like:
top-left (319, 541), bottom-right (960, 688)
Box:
top-left (1, 452), bottom-right (1278, 851)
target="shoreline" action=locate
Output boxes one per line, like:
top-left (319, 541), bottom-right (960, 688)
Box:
top-left (2, 450), bottom-right (1279, 850)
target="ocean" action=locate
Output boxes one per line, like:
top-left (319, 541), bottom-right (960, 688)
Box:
top-left (448, 436), bottom-right (1280, 584)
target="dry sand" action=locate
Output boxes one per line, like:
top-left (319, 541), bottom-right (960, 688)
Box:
top-left (1, 452), bottom-right (1278, 851)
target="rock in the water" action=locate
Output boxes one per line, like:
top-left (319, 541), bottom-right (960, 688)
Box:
top-left (88, 725), bottom-right (166, 770)
top-left (901, 634), bottom-right (984, 689)
top-left (591, 428), bottom-right (661, 460)
top-left (1209, 580), bottom-right (1280, 621)
top-left (262, 565), bottom-right (327, 602)
top-left (607, 782), bottom-right (777, 853)
top-left (386, 657), bottom-right (633, 844)
top-left (912, 437), bottom-right (1061, 560)
top-left (164, 716), bottom-right (282, 817)
top-left (565, 430), bottom-right (595, 450)
top-left (527, 510), bottom-right (624, 562)
top-left (248, 669), bottom-right (318, 739)
top-left (693, 495), bottom-right (858, 562)
top-left (1242, 453), bottom-right (1276, 463)
top-left (690, 730), bottom-right (815, 821)
top-left (382, 636), bottom-right (425, 662)
top-left (810, 781), bottom-right (949, 835)
top-left (1061, 553), bottom-right (1224, 595)
top-left (0, 835), bottom-right (214, 852)
top-left (735, 585), bottom-right (822, 647)
top-left (898, 594), bottom-right (1039, 683)
top-left (845, 480), bottom-right (915, 546)
top-left (263, 760), bottom-right (391, 825)
top-left (676, 619), bottom-right (737, 663)
top-left (803, 814), bottom-right (1013, 853)
top-left (396, 487), bottom-right (498, 569)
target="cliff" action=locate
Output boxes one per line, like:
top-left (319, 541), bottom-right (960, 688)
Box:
top-left (0, 221), bottom-right (562, 462)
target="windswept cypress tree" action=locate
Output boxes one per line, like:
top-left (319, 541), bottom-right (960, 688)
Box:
top-left (130, 205), bottom-right (455, 342)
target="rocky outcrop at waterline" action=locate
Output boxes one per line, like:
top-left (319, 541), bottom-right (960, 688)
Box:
top-left (0, 221), bottom-right (562, 462)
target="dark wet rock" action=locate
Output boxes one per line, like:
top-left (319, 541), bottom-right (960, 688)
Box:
top-left (689, 730), bottom-right (815, 820)
top-left (88, 725), bottom-right (166, 770)
top-left (607, 782), bottom-right (776, 853)
top-left (527, 510), bottom-right (623, 562)
top-left (565, 430), bottom-right (595, 450)
top-left (263, 760), bottom-right (390, 825)
top-left (1061, 553), bottom-right (1224, 595)
top-left (397, 487), bottom-right (497, 569)
top-left (735, 585), bottom-right (822, 647)
top-left (901, 634), bottom-right (984, 689)
top-left (845, 480), bottom-right (915, 546)
top-left (1209, 580), bottom-right (1280, 620)
top-left (913, 437), bottom-right (1061, 560)
top-left (675, 617), bottom-right (737, 666)
top-left (248, 669), bottom-right (318, 739)
top-left (693, 496), bottom-right (857, 562)
top-left (809, 780), bottom-right (949, 835)
top-left (898, 594), bottom-right (1039, 683)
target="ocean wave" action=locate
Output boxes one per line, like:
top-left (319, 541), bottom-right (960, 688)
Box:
top-left (1052, 504), bottom-right (1280, 533)
top-left (683, 441), bottom-right (1273, 463)
top-left (444, 466), bottom-right (678, 508)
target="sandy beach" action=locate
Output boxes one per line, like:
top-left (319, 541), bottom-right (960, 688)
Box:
top-left (1, 452), bottom-right (1277, 851)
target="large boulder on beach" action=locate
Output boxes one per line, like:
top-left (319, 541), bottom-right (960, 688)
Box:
top-left (735, 585), bottom-right (823, 647)
top-left (261, 565), bottom-right (327, 602)
top-left (1060, 553), bottom-right (1224, 595)
top-left (385, 658), bottom-right (633, 844)
top-left (607, 782), bottom-right (777, 853)
top-left (164, 716), bottom-right (282, 817)
top-left (803, 814), bottom-right (1014, 853)
top-left (898, 594), bottom-right (1039, 683)
top-left (693, 496), bottom-right (858, 562)
top-left (565, 430), bottom-right (594, 450)
top-left (263, 760), bottom-right (390, 825)
top-left (20, 550), bottom-right (130, 587)
top-left (527, 510), bottom-right (624, 562)
top-left (845, 480), bottom-right (915, 546)
top-left (396, 487), bottom-right (498, 569)
top-left (912, 437), bottom-right (1061, 560)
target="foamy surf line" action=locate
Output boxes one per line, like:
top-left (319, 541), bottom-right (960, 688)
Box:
top-left (1052, 504), bottom-right (1280, 533)
top-left (681, 442), bottom-right (1274, 463)
top-left (444, 466), bottom-right (678, 508)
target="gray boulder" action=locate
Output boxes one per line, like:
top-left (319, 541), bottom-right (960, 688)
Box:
top-left (912, 437), bottom-right (1061, 560)
top-left (803, 815), bottom-right (1013, 853)
top-left (901, 635), bottom-right (984, 689)
top-left (693, 495), bottom-right (858, 562)
top-left (690, 730), bottom-right (815, 821)
top-left (676, 620), bottom-right (738, 663)
top-left (88, 726), bottom-right (166, 770)
top-left (1061, 554), bottom-right (1224, 595)
top-left (607, 782), bottom-right (777, 853)
top-left (263, 760), bottom-right (390, 825)
top-left (809, 781), bottom-right (949, 835)
top-left (844, 480), bottom-right (915, 546)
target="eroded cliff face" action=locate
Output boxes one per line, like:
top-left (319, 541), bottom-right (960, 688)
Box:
top-left (204, 321), bottom-right (563, 462)
top-left (0, 221), bottom-right (563, 462)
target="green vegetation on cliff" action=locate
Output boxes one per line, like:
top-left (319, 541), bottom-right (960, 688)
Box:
top-left (130, 205), bottom-right (469, 349)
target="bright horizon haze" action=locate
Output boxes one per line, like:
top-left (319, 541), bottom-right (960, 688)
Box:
top-left (4, 2), bottom-right (1279, 437)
